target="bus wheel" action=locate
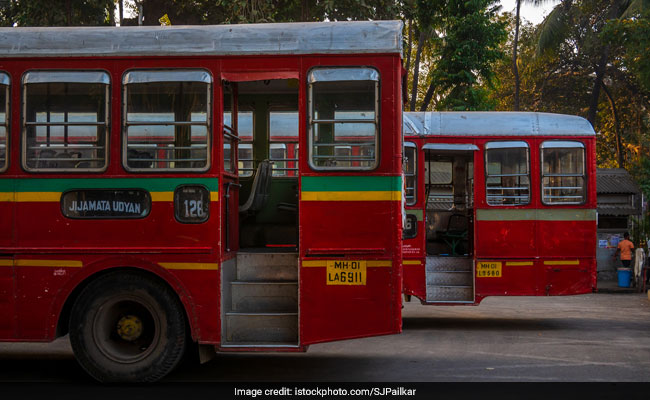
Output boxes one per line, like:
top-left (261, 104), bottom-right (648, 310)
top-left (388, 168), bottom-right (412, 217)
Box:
top-left (69, 271), bottom-right (187, 382)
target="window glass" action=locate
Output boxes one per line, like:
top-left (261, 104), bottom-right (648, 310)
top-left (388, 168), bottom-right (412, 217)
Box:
top-left (0, 75), bottom-right (8, 172)
top-left (309, 68), bottom-right (378, 170)
top-left (541, 142), bottom-right (586, 204)
top-left (270, 111), bottom-right (298, 177)
top-left (124, 70), bottom-right (210, 171)
top-left (224, 110), bottom-right (253, 177)
top-left (404, 144), bottom-right (416, 205)
top-left (426, 160), bottom-right (453, 210)
top-left (485, 142), bottom-right (530, 206)
top-left (23, 73), bottom-right (109, 171)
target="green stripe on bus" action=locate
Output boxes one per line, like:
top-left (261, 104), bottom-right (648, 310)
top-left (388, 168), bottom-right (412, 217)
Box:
top-left (406, 209), bottom-right (424, 220)
top-left (476, 209), bottom-right (596, 221)
top-left (1, 177), bottom-right (219, 193)
top-left (301, 176), bottom-right (402, 192)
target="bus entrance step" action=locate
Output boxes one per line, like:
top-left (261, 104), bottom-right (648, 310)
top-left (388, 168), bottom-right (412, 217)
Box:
top-left (224, 312), bottom-right (298, 343)
top-left (230, 281), bottom-right (298, 313)
top-left (426, 256), bottom-right (473, 272)
top-left (426, 285), bottom-right (473, 302)
top-left (426, 271), bottom-right (473, 286)
top-left (236, 252), bottom-right (298, 281)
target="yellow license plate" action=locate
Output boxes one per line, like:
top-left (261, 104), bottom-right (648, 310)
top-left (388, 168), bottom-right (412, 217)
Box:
top-left (476, 261), bottom-right (502, 278)
top-left (326, 260), bottom-right (366, 285)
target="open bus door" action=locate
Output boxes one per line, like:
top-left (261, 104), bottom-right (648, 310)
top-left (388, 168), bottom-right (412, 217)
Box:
top-left (299, 67), bottom-right (402, 345)
top-left (422, 143), bottom-right (478, 303)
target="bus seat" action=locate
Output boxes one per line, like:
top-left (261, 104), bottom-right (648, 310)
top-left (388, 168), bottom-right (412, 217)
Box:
top-left (239, 160), bottom-right (272, 213)
top-left (439, 213), bottom-right (468, 256)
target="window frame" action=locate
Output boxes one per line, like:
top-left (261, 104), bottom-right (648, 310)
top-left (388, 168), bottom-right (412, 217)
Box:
top-left (121, 69), bottom-right (212, 173)
top-left (224, 108), bottom-right (254, 178)
top-left (0, 72), bottom-right (9, 173)
top-left (540, 140), bottom-right (586, 205)
top-left (404, 142), bottom-right (417, 206)
top-left (484, 141), bottom-right (531, 207)
top-left (21, 70), bottom-right (110, 173)
top-left (268, 108), bottom-right (299, 178)
top-left (307, 67), bottom-right (380, 171)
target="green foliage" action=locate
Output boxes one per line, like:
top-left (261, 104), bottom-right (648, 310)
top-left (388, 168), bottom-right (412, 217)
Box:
top-left (416, 0), bottom-right (507, 111)
top-left (1, 0), bottom-right (114, 26)
top-left (603, 11), bottom-right (650, 92)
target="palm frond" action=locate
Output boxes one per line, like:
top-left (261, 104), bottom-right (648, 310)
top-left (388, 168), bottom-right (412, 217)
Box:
top-left (620, 0), bottom-right (650, 19)
top-left (536, 3), bottom-right (570, 56)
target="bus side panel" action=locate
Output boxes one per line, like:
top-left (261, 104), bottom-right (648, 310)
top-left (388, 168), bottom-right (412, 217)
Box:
top-left (474, 219), bottom-right (537, 258)
top-left (538, 219), bottom-right (597, 258)
top-left (544, 257), bottom-right (595, 295)
top-left (300, 200), bottom-right (401, 345)
top-left (14, 200), bottom-right (218, 250)
top-left (300, 263), bottom-right (397, 343)
top-left (13, 255), bottom-right (218, 341)
top-left (402, 261), bottom-right (426, 298)
top-left (475, 259), bottom-right (539, 297)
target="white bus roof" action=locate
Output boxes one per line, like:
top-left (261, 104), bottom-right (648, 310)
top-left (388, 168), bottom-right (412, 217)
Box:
top-left (0, 21), bottom-right (403, 58)
top-left (403, 112), bottom-right (595, 137)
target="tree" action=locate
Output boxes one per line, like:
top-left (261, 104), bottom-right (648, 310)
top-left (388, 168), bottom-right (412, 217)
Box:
top-left (418, 0), bottom-right (507, 111)
top-left (512, 0), bottom-right (547, 110)
top-left (536, 0), bottom-right (650, 129)
top-left (1, 0), bottom-right (114, 26)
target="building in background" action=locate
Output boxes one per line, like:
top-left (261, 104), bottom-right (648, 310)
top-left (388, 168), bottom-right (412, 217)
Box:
top-left (596, 168), bottom-right (643, 281)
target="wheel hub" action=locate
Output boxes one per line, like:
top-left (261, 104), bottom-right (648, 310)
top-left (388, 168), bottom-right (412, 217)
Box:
top-left (116, 315), bottom-right (143, 341)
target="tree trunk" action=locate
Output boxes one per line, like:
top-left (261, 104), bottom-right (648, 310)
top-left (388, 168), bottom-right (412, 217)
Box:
top-left (586, 49), bottom-right (609, 126)
top-left (420, 81), bottom-right (436, 111)
top-left (409, 31), bottom-right (425, 112)
top-left (405, 20), bottom-right (413, 80)
top-left (119, 0), bottom-right (124, 26)
top-left (109, 1), bottom-right (115, 25)
top-left (66, 0), bottom-right (72, 25)
top-left (301, 0), bottom-right (309, 21)
top-left (601, 83), bottom-right (625, 168)
top-left (513, 0), bottom-right (522, 111)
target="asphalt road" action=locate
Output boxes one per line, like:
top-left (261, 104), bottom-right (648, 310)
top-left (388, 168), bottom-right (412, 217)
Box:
top-left (1, 292), bottom-right (649, 383)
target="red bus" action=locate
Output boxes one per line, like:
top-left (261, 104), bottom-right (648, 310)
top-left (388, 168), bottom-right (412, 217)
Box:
top-left (0, 22), bottom-right (405, 382)
top-left (402, 112), bottom-right (597, 304)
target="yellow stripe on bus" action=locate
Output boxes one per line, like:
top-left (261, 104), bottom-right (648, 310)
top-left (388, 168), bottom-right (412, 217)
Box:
top-left (301, 191), bottom-right (401, 201)
top-left (302, 260), bottom-right (327, 267)
top-left (506, 261), bottom-right (534, 266)
top-left (0, 260), bottom-right (12, 267)
top-left (0, 193), bottom-right (14, 202)
top-left (15, 192), bottom-right (61, 202)
top-left (5, 191), bottom-right (220, 202)
top-left (15, 259), bottom-right (83, 267)
top-left (367, 260), bottom-right (392, 267)
top-left (302, 260), bottom-right (392, 267)
top-left (403, 260), bottom-right (422, 265)
top-left (159, 262), bottom-right (219, 270)
top-left (543, 260), bottom-right (580, 265)
top-left (150, 192), bottom-right (174, 202)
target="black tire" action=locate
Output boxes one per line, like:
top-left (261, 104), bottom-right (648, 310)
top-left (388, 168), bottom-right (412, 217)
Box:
top-left (69, 271), bottom-right (187, 383)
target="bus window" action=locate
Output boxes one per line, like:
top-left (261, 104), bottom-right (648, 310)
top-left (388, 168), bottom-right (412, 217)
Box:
top-left (224, 110), bottom-right (253, 177)
top-left (541, 141), bottom-right (586, 204)
top-left (308, 68), bottom-right (379, 170)
top-left (485, 141), bottom-right (530, 206)
top-left (123, 70), bottom-right (211, 171)
top-left (269, 111), bottom-right (298, 177)
top-left (426, 160), bottom-right (453, 210)
top-left (404, 143), bottom-right (417, 205)
top-left (22, 71), bottom-right (109, 171)
top-left (0, 73), bottom-right (8, 172)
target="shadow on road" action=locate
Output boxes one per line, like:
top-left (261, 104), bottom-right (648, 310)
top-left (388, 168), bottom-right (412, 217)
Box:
top-left (402, 316), bottom-right (562, 331)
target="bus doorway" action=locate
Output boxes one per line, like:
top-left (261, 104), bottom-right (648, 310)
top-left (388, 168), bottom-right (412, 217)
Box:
top-left (221, 77), bottom-right (300, 348)
top-left (423, 144), bottom-right (477, 303)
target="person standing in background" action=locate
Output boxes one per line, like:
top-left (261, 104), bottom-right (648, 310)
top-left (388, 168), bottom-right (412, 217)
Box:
top-left (614, 232), bottom-right (635, 268)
